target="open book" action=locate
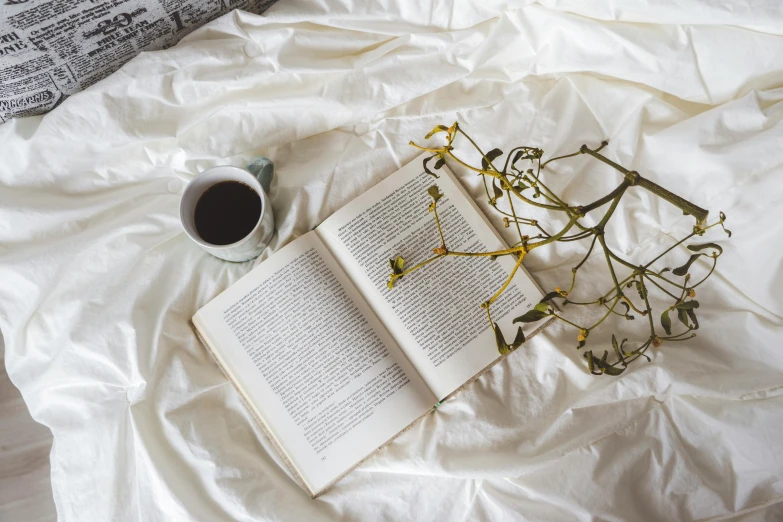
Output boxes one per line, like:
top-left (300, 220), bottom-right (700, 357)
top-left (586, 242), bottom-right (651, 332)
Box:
top-left (192, 155), bottom-right (548, 497)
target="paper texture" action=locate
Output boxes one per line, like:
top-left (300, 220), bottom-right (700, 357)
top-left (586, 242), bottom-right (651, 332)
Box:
top-left (317, 158), bottom-right (544, 399)
top-left (193, 232), bottom-right (435, 494)
top-left (0, 0), bottom-right (277, 122)
top-left (1, 2), bottom-right (783, 521)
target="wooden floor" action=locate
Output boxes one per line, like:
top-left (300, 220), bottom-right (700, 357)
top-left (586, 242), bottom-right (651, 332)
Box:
top-left (0, 336), bottom-right (57, 522)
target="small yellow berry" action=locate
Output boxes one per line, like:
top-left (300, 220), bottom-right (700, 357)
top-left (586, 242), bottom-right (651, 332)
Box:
top-left (577, 329), bottom-right (587, 342)
top-left (555, 287), bottom-right (568, 297)
top-left (688, 289), bottom-right (696, 298)
top-left (652, 337), bottom-right (662, 347)
top-left (503, 217), bottom-right (510, 228)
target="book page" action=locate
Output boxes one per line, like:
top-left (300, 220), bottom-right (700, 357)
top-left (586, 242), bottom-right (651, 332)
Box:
top-left (316, 156), bottom-right (544, 399)
top-left (193, 232), bottom-right (435, 495)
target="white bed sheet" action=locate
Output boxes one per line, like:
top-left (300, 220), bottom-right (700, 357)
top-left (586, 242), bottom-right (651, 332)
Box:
top-left (1, 1), bottom-right (782, 520)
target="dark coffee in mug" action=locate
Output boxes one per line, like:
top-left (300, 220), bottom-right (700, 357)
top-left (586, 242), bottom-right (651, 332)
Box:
top-left (194, 181), bottom-right (262, 245)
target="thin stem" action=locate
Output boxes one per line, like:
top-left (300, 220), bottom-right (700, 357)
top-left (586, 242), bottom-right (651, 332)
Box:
top-left (506, 186), bottom-right (526, 243)
top-left (598, 193), bottom-right (624, 230)
top-left (560, 232), bottom-right (594, 242)
top-left (642, 273), bottom-right (680, 300)
top-left (528, 215), bottom-right (581, 250)
top-left (598, 234), bottom-right (623, 297)
top-left (530, 175), bottom-right (570, 209)
top-left (540, 140), bottom-right (607, 170)
top-left (448, 246), bottom-right (524, 258)
top-left (643, 232), bottom-right (697, 269)
top-left (639, 277), bottom-right (655, 336)
top-left (646, 271), bottom-right (687, 290)
top-left (451, 130), bottom-right (570, 213)
top-left (691, 257), bottom-right (718, 288)
top-left (588, 295), bottom-right (622, 330)
top-left (486, 252), bottom-right (526, 306)
top-left (606, 248), bottom-right (639, 271)
top-left (394, 255), bottom-right (442, 278)
top-left (580, 147), bottom-right (709, 223)
top-left (581, 181), bottom-right (629, 214)
top-left (432, 203), bottom-right (446, 248)
top-left (540, 150), bottom-right (582, 170)
top-left (567, 234), bottom-right (599, 294)
top-left (552, 313), bottom-right (584, 330)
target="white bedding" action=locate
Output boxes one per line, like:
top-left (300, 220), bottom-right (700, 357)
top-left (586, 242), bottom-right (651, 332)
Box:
top-left (1, 1), bottom-right (783, 520)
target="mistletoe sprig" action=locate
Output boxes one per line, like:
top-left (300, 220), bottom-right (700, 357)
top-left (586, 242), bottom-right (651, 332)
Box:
top-left (386, 123), bottom-right (730, 376)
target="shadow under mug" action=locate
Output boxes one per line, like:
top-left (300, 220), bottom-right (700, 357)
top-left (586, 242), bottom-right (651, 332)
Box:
top-left (180, 158), bottom-right (275, 262)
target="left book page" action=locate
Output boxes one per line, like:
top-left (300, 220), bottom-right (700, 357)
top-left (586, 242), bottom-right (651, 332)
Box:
top-left (192, 232), bottom-right (436, 496)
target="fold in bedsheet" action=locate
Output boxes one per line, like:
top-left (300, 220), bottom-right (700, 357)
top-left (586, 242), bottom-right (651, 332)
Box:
top-left (1, 1), bottom-right (782, 520)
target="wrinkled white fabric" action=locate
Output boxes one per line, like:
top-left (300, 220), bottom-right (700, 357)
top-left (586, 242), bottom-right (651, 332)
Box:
top-left (1, 1), bottom-right (782, 521)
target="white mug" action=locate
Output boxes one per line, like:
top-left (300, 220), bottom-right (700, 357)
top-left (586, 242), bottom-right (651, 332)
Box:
top-left (180, 158), bottom-right (275, 262)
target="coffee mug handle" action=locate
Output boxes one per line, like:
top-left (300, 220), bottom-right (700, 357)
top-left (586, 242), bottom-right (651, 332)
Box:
top-left (244, 156), bottom-right (274, 195)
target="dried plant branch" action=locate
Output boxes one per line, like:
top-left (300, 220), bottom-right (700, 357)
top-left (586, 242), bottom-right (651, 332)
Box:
top-left (387, 123), bottom-right (730, 376)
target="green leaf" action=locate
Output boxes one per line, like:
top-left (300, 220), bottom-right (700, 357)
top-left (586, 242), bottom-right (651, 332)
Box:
top-left (677, 308), bottom-right (690, 328)
top-left (389, 256), bottom-right (405, 279)
top-left (512, 150), bottom-right (524, 166)
top-left (425, 125), bottom-right (449, 139)
top-left (423, 156), bottom-right (439, 178)
top-left (492, 180), bottom-right (504, 200)
top-left (602, 365), bottom-right (625, 376)
top-left (511, 327), bottom-right (526, 349)
top-left (585, 351), bottom-right (595, 373)
top-left (540, 291), bottom-right (562, 303)
top-left (620, 337), bottom-right (633, 357)
top-left (481, 148), bottom-right (503, 171)
top-left (427, 185), bottom-right (443, 202)
top-left (686, 308), bottom-right (699, 330)
top-left (612, 335), bottom-right (626, 366)
top-left (513, 309), bottom-right (549, 323)
top-left (661, 309), bottom-right (672, 335)
top-left (434, 157), bottom-right (445, 170)
top-left (719, 211), bottom-right (732, 237)
top-left (633, 280), bottom-right (646, 301)
top-left (675, 300), bottom-right (699, 310)
top-left (534, 302), bottom-right (549, 313)
top-left (687, 242), bottom-right (723, 256)
top-left (493, 323), bottom-right (509, 355)
top-left (672, 253), bottom-right (702, 276)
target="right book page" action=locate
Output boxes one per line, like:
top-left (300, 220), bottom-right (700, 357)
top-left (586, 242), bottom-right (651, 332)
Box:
top-left (316, 155), bottom-right (545, 400)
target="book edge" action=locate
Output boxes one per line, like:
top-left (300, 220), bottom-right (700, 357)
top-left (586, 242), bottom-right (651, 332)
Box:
top-left (189, 318), bottom-right (317, 499)
top-left (312, 404), bottom-right (436, 497)
top-left (437, 316), bottom-right (556, 404)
